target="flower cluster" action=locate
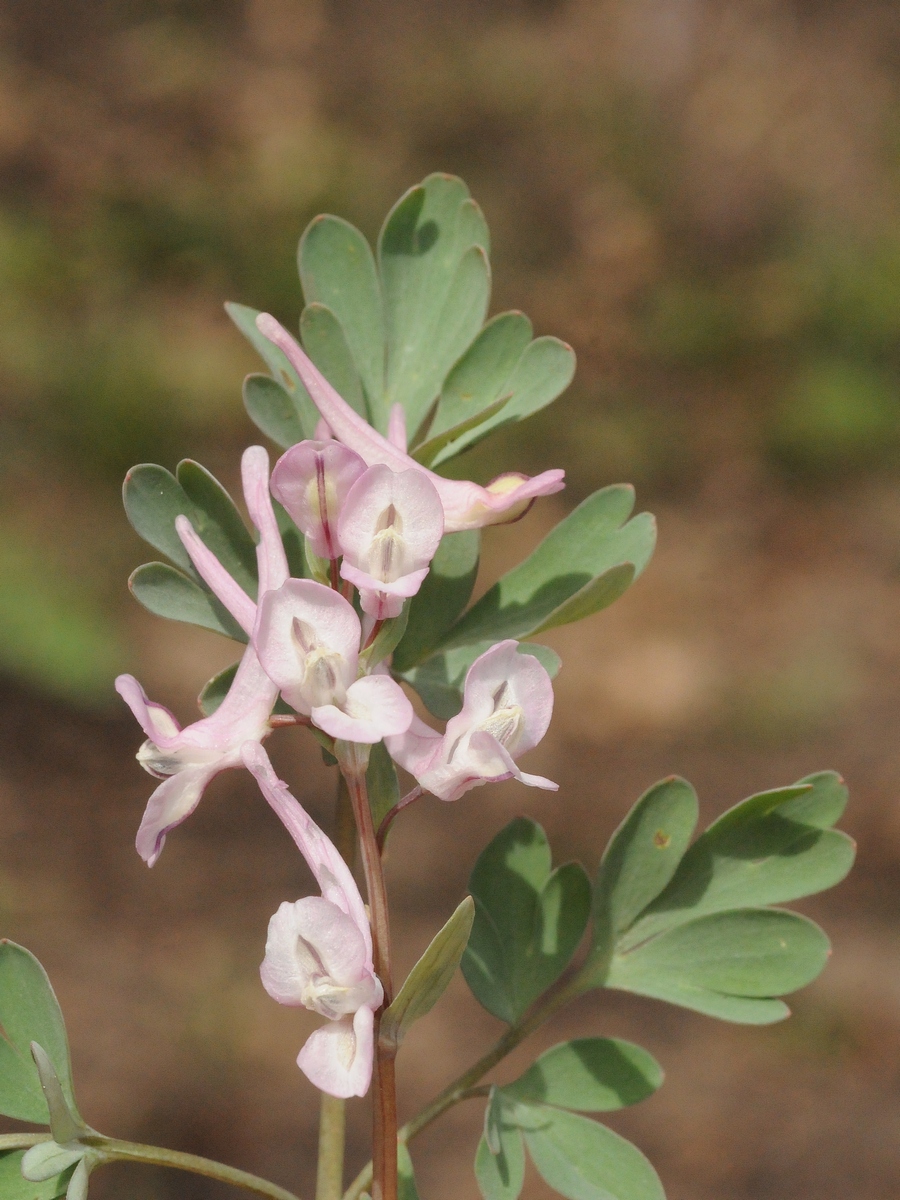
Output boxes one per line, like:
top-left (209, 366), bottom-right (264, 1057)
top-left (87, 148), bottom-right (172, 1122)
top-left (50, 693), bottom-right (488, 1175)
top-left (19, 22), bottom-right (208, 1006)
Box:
top-left (116, 318), bottom-right (560, 1097)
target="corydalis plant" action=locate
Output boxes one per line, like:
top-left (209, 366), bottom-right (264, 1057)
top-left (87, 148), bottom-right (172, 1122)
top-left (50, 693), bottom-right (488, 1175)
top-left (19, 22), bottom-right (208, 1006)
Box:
top-left (0, 174), bottom-right (854, 1200)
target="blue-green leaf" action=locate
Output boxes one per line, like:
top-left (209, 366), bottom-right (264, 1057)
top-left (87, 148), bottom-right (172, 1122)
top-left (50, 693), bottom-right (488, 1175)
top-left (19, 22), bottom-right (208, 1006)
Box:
top-left (298, 215), bottom-right (386, 428)
top-left (0, 1150), bottom-right (74, 1200)
top-left (607, 908), bottom-right (830, 1023)
top-left (439, 486), bottom-right (656, 650)
top-left (519, 1106), bottom-right (665, 1200)
top-left (299, 303), bottom-right (367, 419)
top-left (500, 1039), bottom-right (663, 1113)
top-left (379, 174), bottom-right (491, 436)
top-left (128, 564), bottom-right (247, 642)
top-left (175, 460), bottom-right (258, 599)
top-left (0, 942), bottom-right (79, 1125)
top-left (243, 374), bottom-right (305, 449)
top-left (392, 531), bottom-right (480, 672)
top-left (463, 820), bottom-right (591, 1023)
top-left (225, 302), bottom-right (319, 437)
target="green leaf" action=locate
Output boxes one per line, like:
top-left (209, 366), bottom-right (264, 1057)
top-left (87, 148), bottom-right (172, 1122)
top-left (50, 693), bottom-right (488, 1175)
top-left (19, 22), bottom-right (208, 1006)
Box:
top-left (379, 174), bottom-right (491, 436)
top-left (299, 303), bottom-right (367, 419)
top-left (430, 330), bottom-right (576, 467)
top-left (123, 460), bottom-right (258, 602)
top-left (225, 302), bottom-right (319, 437)
top-left (475, 1122), bottom-right (525, 1200)
top-left (411, 394), bottom-right (512, 469)
top-left (128, 564), bottom-right (247, 642)
top-left (585, 778), bottom-right (698, 979)
top-left (273, 500), bottom-right (307, 579)
top-left (397, 1144), bottom-right (420, 1200)
top-left (462, 819), bottom-right (591, 1023)
top-left (298, 215), bottom-right (386, 429)
top-left (429, 311), bottom-right (533, 439)
top-left (392, 531), bottom-right (480, 672)
top-left (29, 1045), bottom-right (87, 1144)
top-left (243, 374), bottom-right (305, 449)
top-left (382, 898), bottom-right (475, 1048)
top-left (622, 775), bottom-right (855, 948)
top-left (606, 908), bottom-right (830, 1022)
top-left (123, 464), bottom-right (197, 575)
top-left (519, 1106), bottom-right (665, 1200)
top-left (367, 741), bottom-right (401, 833)
top-left (358, 605), bottom-right (410, 673)
top-left (20, 1144), bottom-right (83, 1185)
top-left (0, 1150), bottom-right (74, 1200)
top-left (440, 487), bottom-right (656, 650)
top-left (198, 662), bottom-right (239, 716)
top-left (175, 460), bottom-right (258, 599)
top-left (501, 1039), bottom-right (663, 1113)
top-left (0, 942), bottom-right (79, 1125)
top-left (399, 642), bottom-right (560, 721)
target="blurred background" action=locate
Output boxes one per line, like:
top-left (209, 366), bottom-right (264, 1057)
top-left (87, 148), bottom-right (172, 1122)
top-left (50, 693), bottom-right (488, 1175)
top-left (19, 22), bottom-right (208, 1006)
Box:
top-left (2, 0), bottom-right (900, 1196)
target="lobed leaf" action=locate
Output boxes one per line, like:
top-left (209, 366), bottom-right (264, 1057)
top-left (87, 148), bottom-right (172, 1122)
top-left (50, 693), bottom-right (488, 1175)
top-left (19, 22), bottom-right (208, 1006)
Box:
top-left (379, 174), bottom-right (491, 437)
top-left (225, 302), bottom-right (319, 436)
top-left (299, 303), bottom-right (367, 419)
top-left (439, 486), bottom-right (656, 651)
top-left (0, 1150), bottom-right (74, 1200)
top-left (128, 564), bottom-right (247, 642)
top-left (243, 374), bottom-right (305, 449)
top-left (462, 820), bottom-right (590, 1023)
top-left (298, 214), bottom-right (386, 429)
top-left (501, 1039), bottom-right (663, 1113)
top-left (0, 942), bottom-right (79, 1125)
top-left (606, 908), bottom-right (830, 1023)
top-left (476, 1123), bottom-right (525, 1200)
top-left (367, 741), bottom-right (401, 834)
top-left (392, 531), bottom-right (480, 672)
top-left (175, 460), bottom-right (258, 599)
top-left (518, 1105), bottom-right (665, 1200)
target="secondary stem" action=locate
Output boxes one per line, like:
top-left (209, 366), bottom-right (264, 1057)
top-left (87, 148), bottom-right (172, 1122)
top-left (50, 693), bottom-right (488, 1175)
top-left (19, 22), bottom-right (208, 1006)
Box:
top-left (340, 744), bottom-right (397, 1200)
top-left (314, 774), bottom-right (357, 1200)
top-left (0, 1133), bottom-right (302, 1200)
top-left (342, 974), bottom-right (587, 1200)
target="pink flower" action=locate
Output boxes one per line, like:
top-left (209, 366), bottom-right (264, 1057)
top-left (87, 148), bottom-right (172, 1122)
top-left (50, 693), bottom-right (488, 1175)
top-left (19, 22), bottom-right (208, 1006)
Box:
top-left (386, 640), bottom-right (558, 802)
top-left (116, 651), bottom-right (277, 866)
top-left (254, 578), bottom-right (413, 742)
top-left (117, 446), bottom-right (288, 865)
top-left (270, 440), bottom-right (366, 562)
top-left (338, 464), bottom-right (444, 619)
top-left (255, 314), bottom-right (566, 532)
top-left (243, 743), bottom-right (382, 1098)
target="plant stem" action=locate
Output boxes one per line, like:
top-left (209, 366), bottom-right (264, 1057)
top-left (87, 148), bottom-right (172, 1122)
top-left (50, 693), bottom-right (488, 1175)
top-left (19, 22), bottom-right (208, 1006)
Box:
top-left (316, 1096), bottom-right (347, 1200)
top-left (342, 974), bottom-right (587, 1200)
top-left (340, 743), bottom-right (397, 1200)
top-left (314, 774), bottom-right (357, 1200)
top-left (0, 1133), bottom-right (302, 1200)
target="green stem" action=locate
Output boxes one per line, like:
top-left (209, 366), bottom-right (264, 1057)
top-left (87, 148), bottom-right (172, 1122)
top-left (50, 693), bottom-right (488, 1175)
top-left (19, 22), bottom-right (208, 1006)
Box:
top-left (0, 1133), bottom-right (301, 1200)
top-left (342, 973), bottom-right (587, 1200)
top-left (316, 1095), bottom-right (347, 1200)
top-left (315, 774), bottom-right (356, 1200)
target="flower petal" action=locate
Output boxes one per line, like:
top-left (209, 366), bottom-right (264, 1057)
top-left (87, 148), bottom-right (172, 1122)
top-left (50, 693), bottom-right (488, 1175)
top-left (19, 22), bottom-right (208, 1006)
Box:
top-left (242, 743), bottom-right (371, 942)
top-left (452, 639), bottom-right (555, 755)
top-left (296, 1007), bottom-right (375, 1098)
top-left (311, 675), bottom-right (413, 743)
top-left (260, 896), bottom-right (371, 1005)
top-left (254, 579), bottom-right (360, 713)
top-left (242, 445), bottom-right (289, 594)
top-left (385, 714), bottom-right (444, 778)
top-left (115, 675), bottom-right (182, 746)
top-left (271, 441), bottom-right (367, 560)
top-left (175, 515), bottom-right (257, 636)
top-left (135, 763), bottom-right (219, 866)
